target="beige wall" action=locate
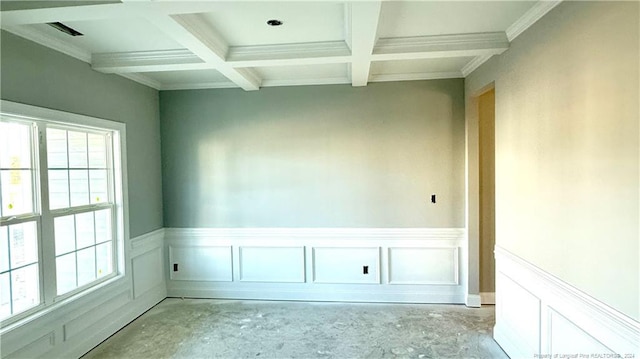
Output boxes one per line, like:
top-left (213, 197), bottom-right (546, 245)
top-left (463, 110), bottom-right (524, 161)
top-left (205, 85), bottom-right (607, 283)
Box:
top-left (479, 89), bottom-right (495, 293)
top-left (466, 1), bottom-right (639, 320)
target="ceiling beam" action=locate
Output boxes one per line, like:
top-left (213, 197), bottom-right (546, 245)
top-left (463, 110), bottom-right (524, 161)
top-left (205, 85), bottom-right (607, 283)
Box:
top-left (142, 12), bottom-right (261, 91)
top-left (349, 2), bottom-right (382, 87)
top-left (372, 32), bottom-right (509, 61)
top-left (227, 41), bottom-right (351, 68)
top-left (0, 3), bottom-right (132, 26)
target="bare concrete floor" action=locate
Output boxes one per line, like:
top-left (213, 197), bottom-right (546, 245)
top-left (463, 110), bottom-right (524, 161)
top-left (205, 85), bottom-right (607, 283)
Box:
top-left (82, 298), bottom-right (507, 359)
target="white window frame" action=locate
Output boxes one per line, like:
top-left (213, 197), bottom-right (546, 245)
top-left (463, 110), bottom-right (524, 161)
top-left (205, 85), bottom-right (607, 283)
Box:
top-left (0, 100), bottom-right (129, 326)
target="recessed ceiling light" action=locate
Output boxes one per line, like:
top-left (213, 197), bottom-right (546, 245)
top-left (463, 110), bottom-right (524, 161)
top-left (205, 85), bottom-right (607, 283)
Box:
top-left (266, 19), bottom-right (283, 27)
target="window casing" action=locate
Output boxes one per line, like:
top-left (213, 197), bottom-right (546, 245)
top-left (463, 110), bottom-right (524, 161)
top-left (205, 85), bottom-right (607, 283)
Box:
top-left (0, 101), bottom-right (127, 325)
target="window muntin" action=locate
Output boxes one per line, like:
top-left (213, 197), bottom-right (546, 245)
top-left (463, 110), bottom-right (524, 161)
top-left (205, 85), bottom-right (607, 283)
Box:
top-left (0, 120), bottom-right (40, 321)
top-left (0, 104), bottom-right (124, 324)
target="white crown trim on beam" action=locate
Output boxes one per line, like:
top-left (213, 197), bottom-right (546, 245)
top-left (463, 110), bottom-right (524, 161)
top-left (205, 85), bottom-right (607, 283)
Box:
top-left (227, 41), bottom-right (351, 67)
top-left (506, 0), bottom-right (563, 42)
top-left (118, 73), bottom-right (162, 90)
top-left (160, 82), bottom-right (237, 91)
top-left (92, 49), bottom-right (203, 73)
top-left (461, 54), bottom-right (493, 77)
top-left (373, 32), bottom-right (509, 61)
top-left (261, 77), bottom-right (351, 88)
top-left (370, 71), bottom-right (463, 83)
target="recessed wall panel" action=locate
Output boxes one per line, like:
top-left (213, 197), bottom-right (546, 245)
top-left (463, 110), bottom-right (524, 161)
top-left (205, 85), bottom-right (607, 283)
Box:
top-left (313, 247), bottom-right (380, 284)
top-left (169, 246), bottom-right (232, 281)
top-left (388, 247), bottom-right (459, 285)
top-left (239, 246), bottom-right (305, 283)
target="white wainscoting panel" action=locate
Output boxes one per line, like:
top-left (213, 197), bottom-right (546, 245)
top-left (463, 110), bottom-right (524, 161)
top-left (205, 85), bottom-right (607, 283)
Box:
top-left (239, 246), bottom-right (305, 283)
top-left (164, 228), bottom-right (466, 303)
top-left (313, 247), bottom-right (380, 284)
top-left (388, 247), bottom-right (458, 285)
top-left (170, 245), bottom-right (232, 282)
top-left (0, 228), bottom-right (167, 359)
top-left (133, 247), bottom-right (165, 297)
top-left (494, 246), bottom-right (640, 358)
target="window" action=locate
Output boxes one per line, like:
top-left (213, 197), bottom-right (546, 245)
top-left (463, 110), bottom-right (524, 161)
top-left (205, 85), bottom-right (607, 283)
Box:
top-left (0, 101), bottom-right (126, 323)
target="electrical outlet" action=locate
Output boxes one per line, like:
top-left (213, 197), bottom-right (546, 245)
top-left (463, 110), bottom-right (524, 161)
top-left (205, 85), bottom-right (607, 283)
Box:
top-left (363, 265), bottom-right (369, 275)
top-left (173, 263), bottom-right (178, 272)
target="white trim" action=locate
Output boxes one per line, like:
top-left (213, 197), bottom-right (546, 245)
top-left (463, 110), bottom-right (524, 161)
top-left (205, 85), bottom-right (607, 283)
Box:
top-left (160, 81), bottom-right (237, 91)
top-left (495, 246), bottom-right (640, 357)
top-left (163, 227), bottom-right (465, 240)
top-left (4, 25), bottom-right (91, 63)
top-left (373, 32), bottom-right (509, 61)
top-left (261, 77), bottom-right (351, 88)
top-left (92, 49), bottom-right (202, 73)
top-left (349, 1), bottom-right (383, 87)
top-left (480, 292), bottom-right (495, 305)
top-left (165, 227), bottom-right (467, 304)
top-left (461, 55), bottom-right (492, 77)
top-left (117, 73), bottom-right (162, 90)
top-left (465, 294), bottom-right (481, 308)
top-left (506, 1), bottom-right (563, 42)
top-left (369, 72), bottom-right (463, 83)
top-left (227, 41), bottom-right (351, 67)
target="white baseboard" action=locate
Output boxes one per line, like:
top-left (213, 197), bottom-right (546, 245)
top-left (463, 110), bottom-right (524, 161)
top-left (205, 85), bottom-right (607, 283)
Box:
top-left (165, 228), bottom-right (468, 304)
top-left (494, 246), bottom-right (640, 357)
top-left (480, 292), bottom-right (495, 305)
top-left (465, 294), bottom-right (482, 307)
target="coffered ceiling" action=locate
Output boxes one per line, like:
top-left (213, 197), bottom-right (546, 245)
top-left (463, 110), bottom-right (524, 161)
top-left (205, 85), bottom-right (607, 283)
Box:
top-left (0, 1), bottom-right (561, 91)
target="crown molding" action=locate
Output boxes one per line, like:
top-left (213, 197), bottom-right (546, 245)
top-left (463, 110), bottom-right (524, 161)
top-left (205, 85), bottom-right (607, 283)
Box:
top-left (117, 73), bottom-right (162, 90)
top-left (227, 41), bottom-right (351, 67)
top-left (506, 0), bottom-right (563, 42)
top-left (373, 32), bottom-right (509, 61)
top-left (369, 71), bottom-right (463, 83)
top-left (461, 54), bottom-right (493, 77)
top-left (160, 82), bottom-right (238, 91)
top-left (4, 25), bottom-right (91, 63)
top-left (261, 77), bottom-right (351, 88)
top-left (92, 49), bottom-right (203, 73)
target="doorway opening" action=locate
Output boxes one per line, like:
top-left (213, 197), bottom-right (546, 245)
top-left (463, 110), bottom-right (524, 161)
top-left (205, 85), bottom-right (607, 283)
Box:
top-left (478, 88), bottom-right (495, 304)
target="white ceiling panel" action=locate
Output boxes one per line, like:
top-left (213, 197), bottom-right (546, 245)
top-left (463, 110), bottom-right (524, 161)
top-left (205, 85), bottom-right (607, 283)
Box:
top-left (371, 57), bottom-right (474, 75)
top-left (378, 1), bottom-right (537, 38)
top-left (29, 17), bottom-right (183, 54)
top-left (199, 2), bottom-right (346, 46)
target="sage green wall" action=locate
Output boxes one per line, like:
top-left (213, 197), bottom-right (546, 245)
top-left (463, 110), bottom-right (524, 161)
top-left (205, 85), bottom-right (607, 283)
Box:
top-left (466, 2), bottom-right (639, 319)
top-left (160, 80), bottom-right (465, 228)
top-left (0, 31), bottom-right (163, 238)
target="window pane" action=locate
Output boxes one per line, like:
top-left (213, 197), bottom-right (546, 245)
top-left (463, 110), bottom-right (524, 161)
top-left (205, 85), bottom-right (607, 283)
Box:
top-left (77, 247), bottom-right (95, 287)
top-left (94, 209), bottom-right (111, 244)
top-left (0, 272), bottom-right (10, 320)
top-left (89, 170), bottom-right (108, 204)
top-left (75, 212), bottom-right (94, 249)
top-left (46, 128), bottom-right (68, 168)
top-left (54, 215), bottom-right (75, 256)
top-left (1, 169), bottom-right (34, 216)
top-left (96, 242), bottom-right (112, 278)
top-left (0, 226), bottom-right (8, 272)
top-left (9, 221), bottom-right (38, 269)
top-left (0, 121), bottom-right (32, 169)
top-left (48, 170), bottom-right (69, 209)
top-left (11, 264), bottom-right (39, 314)
top-left (68, 131), bottom-right (87, 168)
top-left (88, 134), bottom-right (106, 168)
top-left (56, 253), bottom-right (76, 295)
top-left (69, 170), bottom-right (89, 207)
